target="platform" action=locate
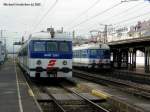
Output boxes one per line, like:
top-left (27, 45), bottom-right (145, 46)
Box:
top-left (0, 59), bottom-right (41, 112)
top-left (115, 67), bottom-right (150, 76)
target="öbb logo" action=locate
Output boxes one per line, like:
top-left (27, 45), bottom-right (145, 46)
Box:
top-left (48, 60), bottom-right (56, 67)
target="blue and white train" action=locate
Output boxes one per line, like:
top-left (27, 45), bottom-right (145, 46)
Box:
top-left (18, 31), bottom-right (72, 78)
top-left (73, 43), bottom-right (111, 69)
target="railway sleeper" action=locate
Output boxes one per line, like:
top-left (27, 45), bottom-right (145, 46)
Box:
top-left (38, 100), bottom-right (108, 112)
top-left (62, 104), bottom-right (99, 112)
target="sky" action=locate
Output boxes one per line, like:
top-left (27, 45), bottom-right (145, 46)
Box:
top-left (0, 0), bottom-right (150, 52)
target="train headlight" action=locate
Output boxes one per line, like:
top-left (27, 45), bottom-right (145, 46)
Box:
top-left (37, 60), bottom-right (42, 65)
top-left (63, 60), bottom-right (67, 65)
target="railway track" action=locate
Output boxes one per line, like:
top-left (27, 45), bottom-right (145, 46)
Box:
top-left (20, 67), bottom-right (110, 112)
top-left (73, 69), bottom-right (150, 99)
top-left (39, 84), bottom-right (110, 112)
top-left (76, 67), bottom-right (150, 85)
top-left (17, 64), bottom-right (149, 112)
top-left (111, 70), bottom-right (150, 84)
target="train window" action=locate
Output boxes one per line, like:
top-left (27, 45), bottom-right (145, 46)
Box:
top-left (90, 49), bottom-right (97, 55)
top-left (103, 50), bottom-right (109, 55)
top-left (75, 50), bottom-right (78, 58)
top-left (78, 51), bottom-right (80, 57)
top-left (47, 42), bottom-right (58, 51)
top-left (103, 50), bottom-right (110, 58)
top-left (33, 42), bottom-right (45, 51)
top-left (59, 42), bottom-right (69, 52)
top-left (82, 50), bottom-right (87, 58)
top-left (100, 50), bottom-right (103, 55)
top-left (82, 50), bottom-right (87, 54)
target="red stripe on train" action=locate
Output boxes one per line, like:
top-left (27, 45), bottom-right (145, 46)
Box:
top-left (48, 59), bottom-right (56, 67)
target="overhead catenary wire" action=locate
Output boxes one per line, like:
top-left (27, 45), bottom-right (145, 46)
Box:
top-left (42, 0), bottom-right (48, 8)
top-left (70, 0), bottom-right (149, 36)
top-left (32, 0), bottom-right (58, 32)
top-left (76, 0), bottom-right (101, 17)
top-left (68, 2), bottom-right (123, 29)
top-left (100, 2), bottom-right (143, 24)
top-left (107, 12), bottom-right (150, 34)
top-left (97, 13), bottom-right (150, 35)
top-left (113, 11), bottom-right (150, 25)
top-left (105, 3), bottom-right (149, 24)
top-left (65, 0), bottom-right (101, 27)
top-left (113, 15), bottom-right (150, 29)
top-left (84, 1), bottom-right (145, 31)
top-left (31, 0), bottom-right (48, 29)
top-left (80, 2), bottom-right (149, 33)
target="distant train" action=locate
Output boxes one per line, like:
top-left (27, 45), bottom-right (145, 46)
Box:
top-left (18, 31), bottom-right (72, 78)
top-left (73, 43), bottom-right (111, 69)
top-left (0, 41), bottom-right (5, 64)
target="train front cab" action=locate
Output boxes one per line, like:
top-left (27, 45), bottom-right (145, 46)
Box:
top-left (73, 48), bottom-right (111, 69)
top-left (28, 40), bottom-right (72, 78)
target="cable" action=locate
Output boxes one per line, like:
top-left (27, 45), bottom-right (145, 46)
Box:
top-left (113, 11), bottom-right (150, 25)
top-left (111, 16), bottom-right (150, 33)
top-left (32, 0), bottom-right (58, 32)
top-left (69, 2), bottom-right (122, 29)
top-left (85, 7), bottom-right (150, 33)
top-left (84, 1), bottom-right (144, 31)
top-left (65, 0), bottom-right (101, 27)
top-left (101, 1), bottom-right (143, 23)
top-left (31, 0), bottom-right (48, 28)
top-left (78, 0), bottom-right (101, 16)
top-left (108, 13), bottom-right (150, 35)
top-left (42, 0), bottom-right (48, 8)
top-left (114, 15), bottom-right (150, 28)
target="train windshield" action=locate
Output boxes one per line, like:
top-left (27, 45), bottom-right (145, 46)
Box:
top-left (59, 42), bottom-right (69, 52)
top-left (47, 42), bottom-right (58, 51)
top-left (89, 49), bottom-right (110, 58)
top-left (33, 42), bottom-right (45, 51)
top-left (32, 41), bottom-right (71, 52)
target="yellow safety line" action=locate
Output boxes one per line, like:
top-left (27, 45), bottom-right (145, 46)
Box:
top-left (14, 60), bottom-right (24, 112)
top-left (91, 89), bottom-right (111, 99)
top-left (28, 89), bottom-right (34, 97)
top-left (76, 83), bottom-right (111, 99)
top-left (15, 60), bottom-right (43, 112)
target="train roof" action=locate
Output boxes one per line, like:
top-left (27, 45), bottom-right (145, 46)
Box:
top-left (73, 43), bottom-right (110, 50)
top-left (29, 32), bottom-right (72, 41)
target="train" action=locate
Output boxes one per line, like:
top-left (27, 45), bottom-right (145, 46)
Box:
top-left (73, 43), bottom-right (111, 69)
top-left (0, 41), bottom-right (5, 64)
top-left (18, 30), bottom-right (72, 78)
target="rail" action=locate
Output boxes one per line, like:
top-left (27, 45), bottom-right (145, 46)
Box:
top-left (43, 87), bottom-right (66, 112)
top-left (73, 69), bottom-right (150, 99)
top-left (60, 84), bottom-right (110, 112)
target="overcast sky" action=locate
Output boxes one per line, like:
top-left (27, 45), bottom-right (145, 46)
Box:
top-left (0, 0), bottom-right (150, 52)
